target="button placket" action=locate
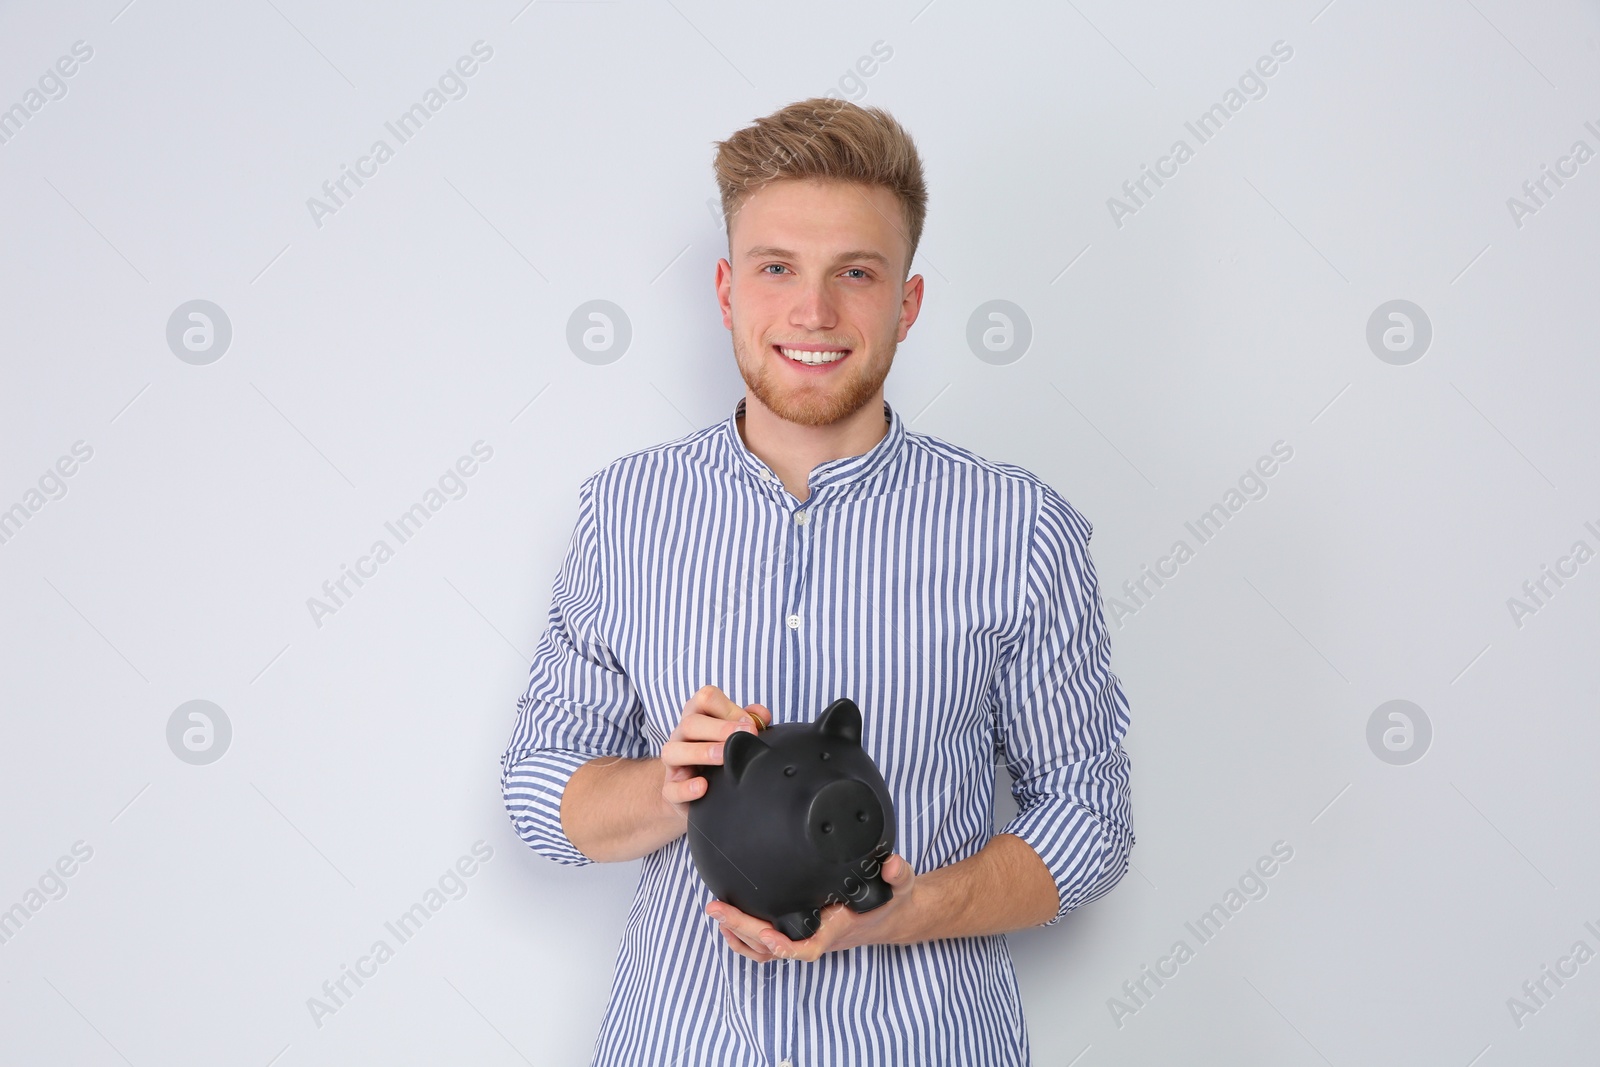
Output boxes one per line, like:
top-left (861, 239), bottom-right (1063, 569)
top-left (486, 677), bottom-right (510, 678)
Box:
top-left (784, 490), bottom-right (816, 640)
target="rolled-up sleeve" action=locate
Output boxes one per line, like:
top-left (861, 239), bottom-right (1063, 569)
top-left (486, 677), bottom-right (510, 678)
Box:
top-left (501, 473), bottom-right (649, 867)
top-left (991, 484), bottom-right (1135, 926)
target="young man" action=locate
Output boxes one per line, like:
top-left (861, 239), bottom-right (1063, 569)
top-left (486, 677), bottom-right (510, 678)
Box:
top-left (502, 98), bottom-right (1134, 1067)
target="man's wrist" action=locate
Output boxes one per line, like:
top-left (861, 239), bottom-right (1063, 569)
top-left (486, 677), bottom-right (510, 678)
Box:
top-left (564, 755), bottom-right (687, 863)
top-left (875, 835), bottom-right (1059, 946)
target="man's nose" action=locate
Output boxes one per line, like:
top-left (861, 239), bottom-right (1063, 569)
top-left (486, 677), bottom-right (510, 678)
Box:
top-left (790, 279), bottom-right (838, 331)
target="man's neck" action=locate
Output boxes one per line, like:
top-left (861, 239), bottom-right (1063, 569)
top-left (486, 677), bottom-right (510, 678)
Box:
top-left (736, 391), bottom-right (889, 503)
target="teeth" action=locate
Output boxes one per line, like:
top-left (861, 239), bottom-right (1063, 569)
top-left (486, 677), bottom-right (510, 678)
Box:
top-left (779, 346), bottom-right (848, 366)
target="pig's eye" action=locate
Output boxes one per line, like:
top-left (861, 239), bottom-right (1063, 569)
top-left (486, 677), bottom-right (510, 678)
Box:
top-left (783, 765), bottom-right (796, 776)
top-left (820, 821), bottom-right (832, 833)
top-left (856, 810), bottom-right (867, 822)
top-left (819, 751), bottom-right (830, 761)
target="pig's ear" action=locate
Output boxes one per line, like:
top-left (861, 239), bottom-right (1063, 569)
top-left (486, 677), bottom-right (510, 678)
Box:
top-left (817, 698), bottom-right (862, 744)
top-left (723, 729), bottom-right (765, 782)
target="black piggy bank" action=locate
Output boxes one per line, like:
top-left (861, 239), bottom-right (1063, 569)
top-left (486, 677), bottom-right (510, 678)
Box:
top-left (686, 696), bottom-right (896, 942)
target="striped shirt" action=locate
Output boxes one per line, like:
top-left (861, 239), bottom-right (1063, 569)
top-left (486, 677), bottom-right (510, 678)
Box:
top-left (501, 396), bottom-right (1135, 1067)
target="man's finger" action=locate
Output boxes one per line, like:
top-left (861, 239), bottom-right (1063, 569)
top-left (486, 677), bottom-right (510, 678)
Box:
top-left (732, 929), bottom-right (770, 955)
top-left (666, 711), bottom-right (757, 759)
top-left (660, 738), bottom-right (730, 771)
top-left (724, 919), bottom-right (772, 955)
top-left (883, 854), bottom-right (913, 885)
top-left (720, 922), bottom-right (768, 955)
top-left (721, 926), bottom-right (772, 962)
top-left (712, 903), bottom-right (778, 954)
top-left (688, 684), bottom-right (747, 722)
top-left (662, 775), bottom-right (706, 804)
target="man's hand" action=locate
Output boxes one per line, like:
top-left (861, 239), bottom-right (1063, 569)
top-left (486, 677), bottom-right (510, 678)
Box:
top-left (707, 854), bottom-right (920, 963)
top-left (660, 684), bottom-right (771, 820)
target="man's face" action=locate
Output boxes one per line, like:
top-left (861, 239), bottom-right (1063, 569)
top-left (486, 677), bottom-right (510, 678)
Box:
top-left (717, 178), bottom-right (923, 428)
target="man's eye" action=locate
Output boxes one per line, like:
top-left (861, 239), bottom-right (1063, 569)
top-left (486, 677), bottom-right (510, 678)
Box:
top-left (762, 264), bottom-right (788, 275)
top-left (842, 268), bottom-right (868, 279)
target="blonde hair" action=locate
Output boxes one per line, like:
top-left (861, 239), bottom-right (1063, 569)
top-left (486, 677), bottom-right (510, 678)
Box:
top-left (713, 97), bottom-right (928, 275)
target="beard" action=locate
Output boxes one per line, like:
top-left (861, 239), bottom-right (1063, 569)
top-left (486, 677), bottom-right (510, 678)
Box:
top-left (732, 331), bottom-right (895, 428)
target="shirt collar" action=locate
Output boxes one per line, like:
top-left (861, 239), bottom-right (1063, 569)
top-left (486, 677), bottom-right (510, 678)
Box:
top-left (720, 396), bottom-right (906, 497)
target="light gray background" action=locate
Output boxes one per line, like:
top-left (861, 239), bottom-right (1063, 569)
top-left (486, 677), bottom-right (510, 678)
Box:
top-left (2, 0), bottom-right (1597, 1064)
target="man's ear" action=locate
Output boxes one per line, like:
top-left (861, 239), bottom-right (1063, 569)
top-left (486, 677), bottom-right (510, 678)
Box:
top-left (724, 729), bottom-right (766, 781)
top-left (816, 698), bottom-right (862, 744)
top-left (715, 256), bottom-right (734, 329)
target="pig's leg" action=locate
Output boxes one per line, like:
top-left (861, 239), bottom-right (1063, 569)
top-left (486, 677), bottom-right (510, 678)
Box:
top-left (772, 909), bottom-right (821, 941)
top-left (847, 875), bottom-right (893, 914)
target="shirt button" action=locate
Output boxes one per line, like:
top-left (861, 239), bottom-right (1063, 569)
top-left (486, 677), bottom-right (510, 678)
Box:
top-left (779, 1060), bottom-right (793, 1067)
top-left (794, 510), bottom-right (808, 526)
top-left (786, 614), bottom-right (800, 630)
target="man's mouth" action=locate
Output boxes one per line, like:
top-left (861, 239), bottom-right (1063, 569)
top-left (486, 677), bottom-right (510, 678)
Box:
top-left (774, 344), bottom-right (851, 368)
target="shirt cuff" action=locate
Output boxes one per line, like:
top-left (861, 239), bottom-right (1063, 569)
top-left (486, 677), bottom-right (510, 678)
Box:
top-left (999, 799), bottom-right (1133, 927)
top-left (501, 748), bottom-right (600, 867)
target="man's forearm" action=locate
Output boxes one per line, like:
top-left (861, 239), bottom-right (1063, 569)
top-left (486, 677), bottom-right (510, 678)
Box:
top-left (889, 832), bottom-right (1059, 943)
top-left (561, 755), bottom-right (686, 863)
